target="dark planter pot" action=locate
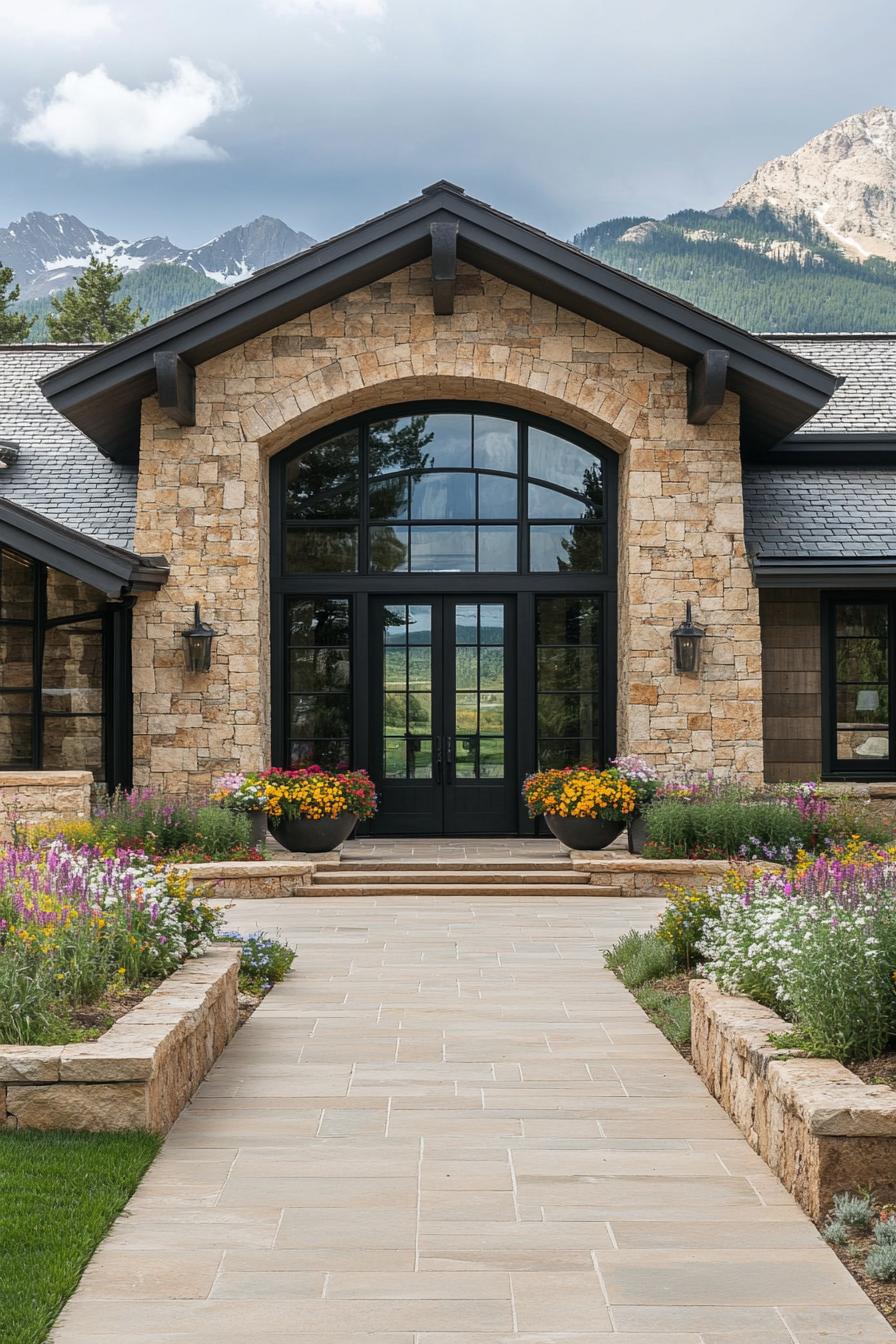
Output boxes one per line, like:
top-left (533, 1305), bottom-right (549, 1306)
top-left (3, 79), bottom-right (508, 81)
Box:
top-left (269, 813), bottom-right (358, 853)
top-left (248, 810), bottom-right (269, 849)
top-left (627, 813), bottom-right (648, 855)
top-left (544, 814), bottom-right (624, 851)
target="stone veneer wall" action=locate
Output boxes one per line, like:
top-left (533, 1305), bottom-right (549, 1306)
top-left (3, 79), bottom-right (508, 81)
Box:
top-left (131, 259), bottom-right (764, 792)
top-left (0, 770), bottom-right (92, 841)
top-left (691, 980), bottom-right (896, 1221)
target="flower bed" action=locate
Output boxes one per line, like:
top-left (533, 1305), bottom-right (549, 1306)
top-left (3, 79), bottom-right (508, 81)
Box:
top-left (0, 841), bottom-right (220, 1045)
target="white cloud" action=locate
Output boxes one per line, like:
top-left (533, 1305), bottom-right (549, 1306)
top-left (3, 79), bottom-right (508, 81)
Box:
top-left (264, 0), bottom-right (385, 17)
top-left (0, 0), bottom-right (117, 41)
top-left (14, 59), bottom-right (244, 165)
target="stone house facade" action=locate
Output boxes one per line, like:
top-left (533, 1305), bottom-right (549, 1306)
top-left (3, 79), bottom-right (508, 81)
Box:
top-left (2, 183), bottom-right (895, 835)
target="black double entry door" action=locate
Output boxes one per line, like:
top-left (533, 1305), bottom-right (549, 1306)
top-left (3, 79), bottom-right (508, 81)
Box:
top-left (369, 596), bottom-right (517, 835)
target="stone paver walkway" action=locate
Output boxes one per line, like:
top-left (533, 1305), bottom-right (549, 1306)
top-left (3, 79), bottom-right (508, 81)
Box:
top-left (53, 895), bottom-right (894, 1342)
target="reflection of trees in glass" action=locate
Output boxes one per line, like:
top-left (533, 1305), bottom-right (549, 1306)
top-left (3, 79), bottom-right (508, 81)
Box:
top-left (369, 416), bottom-right (433, 478)
top-left (558, 524), bottom-right (602, 573)
top-left (580, 465), bottom-right (603, 519)
top-left (286, 430), bottom-right (359, 519)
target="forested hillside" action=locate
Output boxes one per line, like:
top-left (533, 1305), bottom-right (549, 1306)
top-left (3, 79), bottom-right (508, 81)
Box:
top-left (19, 264), bottom-right (222, 340)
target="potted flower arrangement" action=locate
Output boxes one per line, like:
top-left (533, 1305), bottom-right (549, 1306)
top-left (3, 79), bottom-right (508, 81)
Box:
top-left (522, 765), bottom-right (637, 850)
top-left (211, 771), bottom-right (271, 848)
top-left (611, 755), bottom-right (660, 854)
top-left (259, 765), bottom-right (378, 852)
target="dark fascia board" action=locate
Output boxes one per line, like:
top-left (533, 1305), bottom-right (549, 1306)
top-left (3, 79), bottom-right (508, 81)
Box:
top-left (39, 184), bottom-right (840, 461)
top-left (0, 498), bottom-right (169, 595)
top-left (745, 434), bottom-right (896, 466)
top-left (752, 555), bottom-right (896, 588)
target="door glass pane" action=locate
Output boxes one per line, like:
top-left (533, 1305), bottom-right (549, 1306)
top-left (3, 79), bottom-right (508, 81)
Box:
top-left (529, 523), bottom-right (603, 573)
top-left (0, 625), bottom-right (33, 689)
top-left (474, 416), bottom-right (517, 472)
top-left (536, 597), bottom-right (601, 770)
top-left (834, 600), bottom-right (891, 763)
top-left (477, 474), bottom-right (517, 518)
top-left (381, 603), bottom-right (434, 781)
top-left (42, 625), bottom-right (103, 714)
top-left (411, 472), bottom-right (475, 520)
top-left (452, 603), bottom-right (505, 781)
top-left (286, 597), bottom-right (351, 768)
top-left (410, 526), bottom-right (475, 572)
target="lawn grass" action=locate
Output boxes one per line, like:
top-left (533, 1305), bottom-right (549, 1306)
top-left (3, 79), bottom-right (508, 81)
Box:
top-left (0, 1129), bottom-right (161, 1344)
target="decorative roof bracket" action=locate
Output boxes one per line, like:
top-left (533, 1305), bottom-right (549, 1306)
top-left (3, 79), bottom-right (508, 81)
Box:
top-left (430, 220), bottom-right (459, 316)
top-left (154, 351), bottom-right (196, 427)
top-left (688, 348), bottom-right (730, 424)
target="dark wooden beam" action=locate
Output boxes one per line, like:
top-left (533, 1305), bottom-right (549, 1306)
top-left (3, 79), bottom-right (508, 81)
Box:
top-left (430, 220), bottom-right (458, 315)
top-left (154, 351), bottom-right (195, 427)
top-left (687, 348), bottom-right (729, 425)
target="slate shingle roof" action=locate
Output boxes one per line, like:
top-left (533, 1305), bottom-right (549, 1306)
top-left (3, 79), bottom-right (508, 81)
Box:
top-left (767, 336), bottom-right (896, 437)
top-left (0, 344), bottom-right (137, 548)
top-left (743, 467), bottom-right (896, 560)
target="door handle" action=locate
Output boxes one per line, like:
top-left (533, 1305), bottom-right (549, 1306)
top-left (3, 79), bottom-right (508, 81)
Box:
top-left (445, 735), bottom-right (454, 784)
top-left (434, 735), bottom-right (443, 784)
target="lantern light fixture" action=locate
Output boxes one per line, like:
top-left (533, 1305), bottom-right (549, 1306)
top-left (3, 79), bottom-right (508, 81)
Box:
top-left (182, 602), bottom-right (216, 673)
top-left (672, 600), bottom-right (704, 674)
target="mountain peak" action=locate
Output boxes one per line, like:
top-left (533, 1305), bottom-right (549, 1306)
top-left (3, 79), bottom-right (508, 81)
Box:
top-left (723, 106), bottom-right (896, 261)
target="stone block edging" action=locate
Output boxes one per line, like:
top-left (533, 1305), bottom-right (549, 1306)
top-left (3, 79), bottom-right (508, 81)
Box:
top-left (0, 769), bottom-right (93, 842)
top-left (690, 978), bottom-right (896, 1220)
top-left (176, 859), bottom-right (316, 899)
top-left (0, 944), bottom-right (240, 1133)
top-left (569, 853), bottom-right (733, 897)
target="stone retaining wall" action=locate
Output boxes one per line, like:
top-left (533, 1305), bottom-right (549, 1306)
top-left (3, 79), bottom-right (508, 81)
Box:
top-left (0, 770), bottom-right (92, 841)
top-left (0, 945), bottom-right (240, 1133)
top-left (570, 854), bottom-right (731, 897)
top-left (177, 859), bottom-right (316, 899)
top-left (690, 979), bottom-right (896, 1221)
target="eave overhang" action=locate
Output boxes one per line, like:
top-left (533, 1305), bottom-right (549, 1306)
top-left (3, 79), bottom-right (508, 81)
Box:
top-left (39, 182), bottom-right (840, 464)
top-left (0, 499), bottom-right (169, 596)
top-left (751, 555), bottom-right (896, 589)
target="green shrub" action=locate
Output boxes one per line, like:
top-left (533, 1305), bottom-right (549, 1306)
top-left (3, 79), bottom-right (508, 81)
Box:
top-left (822, 1218), bottom-right (850, 1246)
top-left (831, 1191), bottom-right (876, 1233)
top-left (866, 1243), bottom-right (896, 1282)
top-left (633, 984), bottom-right (691, 1046)
top-left (873, 1219), bottom-right (896, 1247)
top-left (645, 796), bottom-right (807, 859)
top-left (619, 933), bottom-right (676, 989)
top-left (604, 929), bottom-right (647, 972)
top-left (193, 806), bottom-right (252, 858)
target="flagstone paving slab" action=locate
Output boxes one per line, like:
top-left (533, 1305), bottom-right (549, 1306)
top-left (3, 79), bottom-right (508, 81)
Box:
top-left (50, 894), bottom-right (895, 1342)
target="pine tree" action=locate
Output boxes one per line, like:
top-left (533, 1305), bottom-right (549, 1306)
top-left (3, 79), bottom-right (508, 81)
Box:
top-left (46, 257), bottom-right (150, 342)
top-left (0, 263), bottom-right (35, 342)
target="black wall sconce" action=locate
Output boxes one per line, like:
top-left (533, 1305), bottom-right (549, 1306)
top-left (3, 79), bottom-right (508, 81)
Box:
top-left (182, 602), bottom-right (216, 673)
top-left (672, 601), bottom-right (704, 674)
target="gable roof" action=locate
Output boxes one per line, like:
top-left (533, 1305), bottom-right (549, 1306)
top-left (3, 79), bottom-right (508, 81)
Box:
top-left (39, 181), bottom-right (839, 463)
top-left (0, 344), bottom-right (137, 546)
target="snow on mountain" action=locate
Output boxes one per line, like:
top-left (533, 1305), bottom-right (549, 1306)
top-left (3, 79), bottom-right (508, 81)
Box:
top-left (0, 211), bottom-right (316, 300)
top-left (723, 106), bottom-right (896, 262)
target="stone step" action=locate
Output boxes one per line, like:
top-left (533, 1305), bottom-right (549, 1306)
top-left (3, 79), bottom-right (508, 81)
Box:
top-left (314, 868), bottom-right (588, 886)
top-left (307, 881), bottom-right (601, 897)
top-left (337, 858), bottom-right (574, 872)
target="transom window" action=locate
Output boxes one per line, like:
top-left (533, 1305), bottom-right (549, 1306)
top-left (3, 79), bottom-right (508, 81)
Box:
top-left (281, 407), bottom-right (609, 575)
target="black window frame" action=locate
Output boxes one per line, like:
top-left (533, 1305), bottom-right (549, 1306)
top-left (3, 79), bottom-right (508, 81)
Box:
top-left (0, 545), bottom-right (133, 787)
top-left (822, 591), bottom-right (896, 779)
top-left (270, 400), bottom-right (618, 831)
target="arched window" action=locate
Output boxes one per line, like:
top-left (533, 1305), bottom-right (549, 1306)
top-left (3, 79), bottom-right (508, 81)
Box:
top-left (281, 408), bottom-right (609, 575)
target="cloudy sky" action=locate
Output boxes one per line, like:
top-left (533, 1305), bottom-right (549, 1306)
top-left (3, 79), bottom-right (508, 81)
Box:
top-left (0, 0), bottom-right (893, 247)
